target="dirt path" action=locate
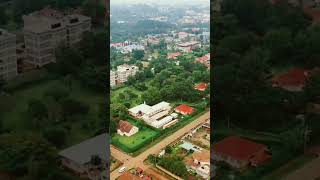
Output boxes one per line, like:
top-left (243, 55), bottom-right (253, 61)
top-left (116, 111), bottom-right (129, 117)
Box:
top-left (110, 111), bottom-right (210, 180)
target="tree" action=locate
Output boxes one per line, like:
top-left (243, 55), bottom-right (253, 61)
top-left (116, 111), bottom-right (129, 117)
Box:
top-left (44, 86), bottom-right (70, 101)
top-left (42, 127), bottom-right (67, 148)
top-left (61, 98), bottom-right (90, 119)
top-left (165, 146), bottom-right (172, 154)
top-left (81, 0), bottom-right (106, 24)
top-left (54, 45), bottom-right (85, 75)
top-left (132, 50), bottom-right (145, 60)
top-left (305, 73), bottom-right (320, 102)
top-left (0, 133), bottom-right (57, 177)
top-left (263, 28), bottom-right (293, 65)
top-left (110, 103), bottom-right (128, 119)
top-left (0, 7), bottom-right (8, 25)
top-left (0, 78), bottom-right (6, 92)
top-left (27, 99), bottom-right (48, 129)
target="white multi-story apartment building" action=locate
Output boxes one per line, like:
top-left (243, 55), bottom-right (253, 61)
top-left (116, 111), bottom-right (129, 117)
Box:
top-left (116, 64), bottom-right (139, 84)
top-left (0, 29), bottom-right (17, 80)
top-left (23, 7), bottom-right (91, 67)
top-left (110, 70), bottom-right (116, 87)
top-left (110, 64), bottom-right (139, 87)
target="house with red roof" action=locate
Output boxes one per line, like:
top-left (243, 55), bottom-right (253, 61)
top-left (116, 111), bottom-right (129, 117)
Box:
top-left (117, 120), bottom-right (139, 137)
top-left (272, 68), bottom-right (308, 91)
top-left (167, 52), bottom-right (182, 60)
top-left (175, 104), bottom-right (195, 115)
top-left (212, 136), bottom-right (271, 169)
top-left (196, 53), bottom-right (210, 68)
top-left (194, 83), bottom-right (208, 91)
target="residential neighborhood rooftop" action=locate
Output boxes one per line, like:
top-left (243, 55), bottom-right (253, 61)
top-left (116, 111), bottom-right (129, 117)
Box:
top-left (213, 136), bottom-right (268, 162)
top-left (118, 120), bottom-right (134, 133)
top-left (59, 133), bottom-right (108, 165)
top-left (175, 104), bottom-right (195, 115)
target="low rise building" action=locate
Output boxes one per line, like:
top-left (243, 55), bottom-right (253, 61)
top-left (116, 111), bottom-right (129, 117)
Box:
top-left (59, 133), bottom-right (108, 180)
top-left (129, 101), bottom-right (174, 128)
top-left (272, 68), bottom-right (308, 91)
top-left (212, 136), bottom-right (271, 169)
top-left (175, 104), bottom-right (195, 115)
top-left (167, 52), bottom-right (181, 60)
top-left (0, 29), bottom-right (17, 80)
top-left (176, 41), bottom-right (200, 53)
top-left (196, 53), bottom-right (210, 68)
top-left (194, 83), bottom-right (208, 91)
top-left (117, 120), bottom-right (139, 137)
top-left (185, 150), bottom-right (210, 179)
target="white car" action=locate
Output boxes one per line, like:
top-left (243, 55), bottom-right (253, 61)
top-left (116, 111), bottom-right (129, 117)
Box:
top-left (118, 166), bottom-right (126, 173)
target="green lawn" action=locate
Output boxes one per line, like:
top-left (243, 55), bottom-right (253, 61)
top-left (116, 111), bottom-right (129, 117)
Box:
top-left (112, 127), bottom-right (158, 153)
top-left (1, 79), bottom-right (105, 148)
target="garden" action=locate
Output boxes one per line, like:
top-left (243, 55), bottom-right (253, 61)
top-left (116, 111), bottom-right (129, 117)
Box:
top-left (111, 119), bottom-right (160, 153)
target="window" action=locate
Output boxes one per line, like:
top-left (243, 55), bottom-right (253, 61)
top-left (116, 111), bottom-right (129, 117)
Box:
top-left (51, 23), bottom-right (61, 29)
top-left (70, 18), bottom-right (79, 24)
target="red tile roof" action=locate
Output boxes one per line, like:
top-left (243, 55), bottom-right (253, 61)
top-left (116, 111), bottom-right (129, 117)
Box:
top-left (175, 104), bottom-right (195, 115)
top-left (213, 136), bottom-right (268, 162)
top-left (196, 54), bottom-right (210, 63)
top-left (250, 152), bottom-right (272, 166)
top-left (272, 68), bottom-right (308, 88)
top-left (118, 120), bottom-right (134, 133)
top-left (167, 52), bottom-right (182, 59)
top-left (194, 83), bottom-right (208, 91)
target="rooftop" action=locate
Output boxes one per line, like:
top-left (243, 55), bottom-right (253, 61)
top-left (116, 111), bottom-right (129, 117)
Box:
top-left (59, 133), bottom-right (108, 165)
top-left (177, 41), bottom-right (199, 47)
top-left (213, 136), bottom-right (268, 161)
top-left (118, 120), bottom-right (135, 133)
top-left (197, 53), bottom-right (210, 63)
top-left (179, 141), bottom-right (202, 152)
top-left (272, 68), bottom-right (308, 88)
top-left (194, 83), bottom-right (208, 91)
top-left (175, 104), bottom-right (195, 114)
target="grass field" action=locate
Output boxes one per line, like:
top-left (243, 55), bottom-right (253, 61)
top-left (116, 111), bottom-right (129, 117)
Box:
top-left (112, 127), bottom-right (158, 153)
top-left (0, 79), bottom-right (105, 148)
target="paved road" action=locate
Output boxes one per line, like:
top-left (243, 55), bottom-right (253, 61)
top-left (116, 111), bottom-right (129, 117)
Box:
top-left (110, 111), bottom-right (210, 180)
top-left (283, 157), bottom-right (320, 180)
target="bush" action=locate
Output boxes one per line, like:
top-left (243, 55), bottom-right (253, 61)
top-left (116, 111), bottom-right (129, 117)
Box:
top-left (43, 127), bottom-right (67, 148)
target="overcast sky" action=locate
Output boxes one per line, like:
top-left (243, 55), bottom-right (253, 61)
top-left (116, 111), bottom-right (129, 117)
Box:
top-left (111, 0), bottom-right (209, 6)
